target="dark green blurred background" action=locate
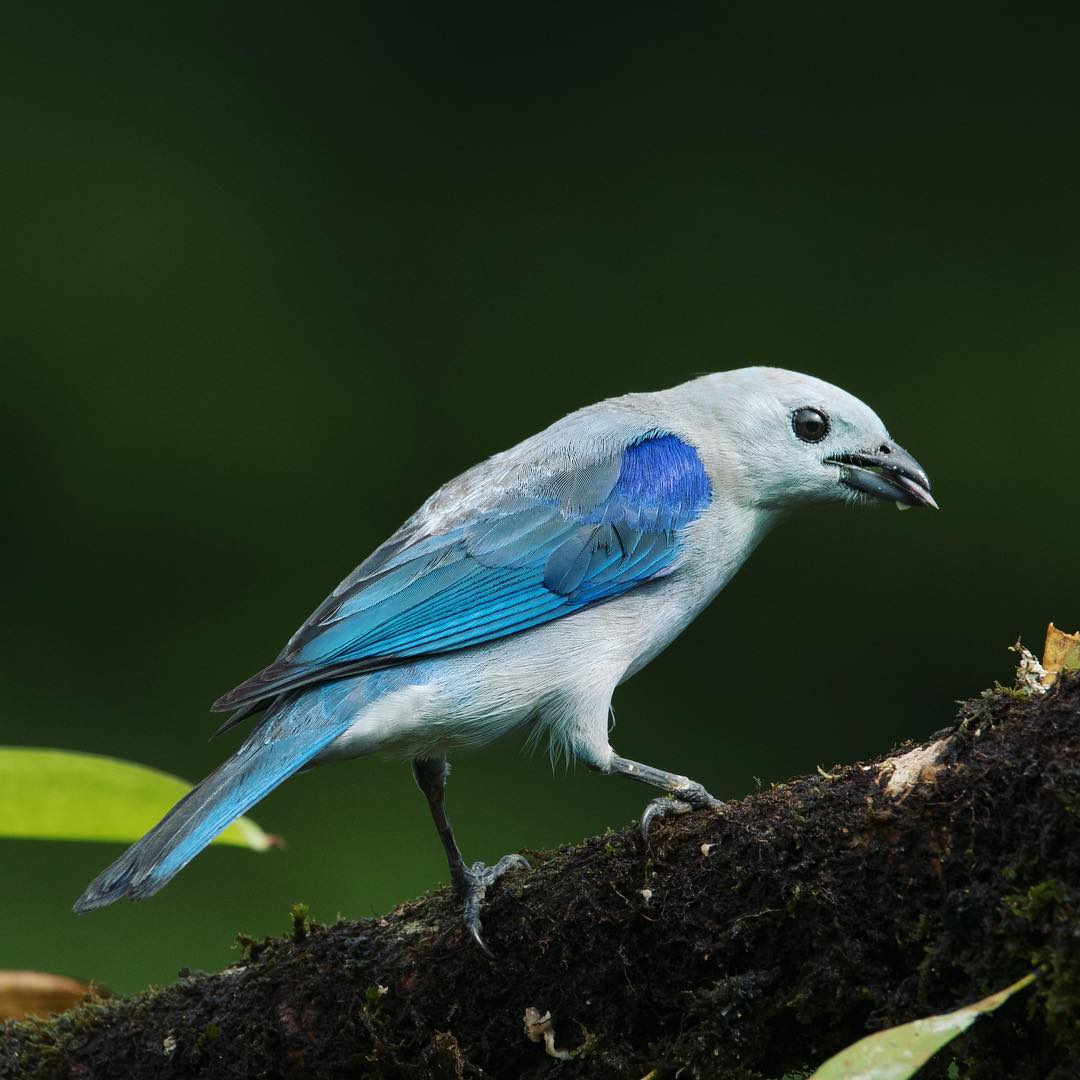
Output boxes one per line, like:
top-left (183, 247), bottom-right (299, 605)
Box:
top-left (2, 5), bottom-right (1077, 994)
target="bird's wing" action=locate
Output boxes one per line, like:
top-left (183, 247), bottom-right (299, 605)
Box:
top-left (212, 427), bottom-right (711, 715)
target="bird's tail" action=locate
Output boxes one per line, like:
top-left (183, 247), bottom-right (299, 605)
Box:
top-left (73, 692), bottom-right (353, 913)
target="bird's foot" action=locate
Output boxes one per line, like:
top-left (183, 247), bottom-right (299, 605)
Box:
top-left (457, 853), bottom-right (530, 956)
top-left (641, 780), bottom-right (722, 840)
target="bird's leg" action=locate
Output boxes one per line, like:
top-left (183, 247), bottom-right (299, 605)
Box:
top-left (411, 756), bottom-right (529, 955)
top-left (411, 756), bottom-right (469, 893)
top-left (605, 754), bottom-right (723, 839)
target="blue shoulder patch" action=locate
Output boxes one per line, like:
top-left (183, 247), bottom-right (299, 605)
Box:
top-left (565, 431), bottom-right (711, 532)
top-left (604, 431), bottom-right (712, 529)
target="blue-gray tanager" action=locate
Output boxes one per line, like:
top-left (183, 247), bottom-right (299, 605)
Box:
top-left (75, 368), bottom-right (936, 947)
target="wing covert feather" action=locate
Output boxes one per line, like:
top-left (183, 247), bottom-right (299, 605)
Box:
top-left (212, 428), bottom-right (710, 714)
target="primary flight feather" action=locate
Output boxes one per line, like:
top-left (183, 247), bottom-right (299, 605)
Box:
top-left (75, 367), bottom-right (936, 949)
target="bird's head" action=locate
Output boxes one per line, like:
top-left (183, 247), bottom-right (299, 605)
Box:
top-left (692, 367), bottom-right (938, 513)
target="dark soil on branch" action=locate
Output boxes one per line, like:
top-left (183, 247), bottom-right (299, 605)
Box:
top-left (3, 676), bottom-right (1079, 1079)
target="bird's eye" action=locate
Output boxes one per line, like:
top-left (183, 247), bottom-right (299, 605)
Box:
top-left (792, 407), bottom-right (830, 443)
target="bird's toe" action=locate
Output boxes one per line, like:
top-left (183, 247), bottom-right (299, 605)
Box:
top-left (640, 795), bottom-right (693, 838)
top-left (458, 854), bottom-right (531, 955)
top-left (640, 784), bottom-right (722, 840)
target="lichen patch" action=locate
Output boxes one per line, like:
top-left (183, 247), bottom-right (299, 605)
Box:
top-left (880, 737), bottom-right (951, 798)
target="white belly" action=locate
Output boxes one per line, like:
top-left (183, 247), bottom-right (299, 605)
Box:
top-left (311, 568), bottom-right (716, 768)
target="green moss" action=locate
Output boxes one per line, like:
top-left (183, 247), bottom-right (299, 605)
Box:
top-left (980, 683), bottom-right (1031, 701)
top-left (1004, 880), bottom-right (1066, 922)
top-left (1003, 879), bottom-right (1080, 1044)
top-left (197, 1022), bottom-right (222, 1052)
top-left (289, 901), bottom-right (310, 940)
top-left (233, 930), bottom-right (265, 961)
top-left (900, 911), bottom-right (930, 946)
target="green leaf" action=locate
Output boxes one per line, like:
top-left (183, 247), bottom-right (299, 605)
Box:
top-left (0, 748), bottom-right (276, 851)
top-left (808, 973), bottom-right (1036, 1080)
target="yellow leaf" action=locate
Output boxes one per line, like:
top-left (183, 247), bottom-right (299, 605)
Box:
top-left (1041, 623), bottom-right (1080, 686)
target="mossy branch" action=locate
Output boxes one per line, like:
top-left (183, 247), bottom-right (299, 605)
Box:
top-left (3, 678), bottom-right (1079, 1079)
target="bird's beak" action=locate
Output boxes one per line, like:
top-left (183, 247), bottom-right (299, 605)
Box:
top-left (825, 444), bottom-right (939, 510)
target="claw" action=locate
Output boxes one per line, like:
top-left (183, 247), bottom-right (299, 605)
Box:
top-left (640, 785), bottom-right (722, 841)
top-left (459, 853), bottom-right (531, 955)
top-left (468, 915), bottom-right (494, 958)
top-left (641, 795), bottom-right (693, 838)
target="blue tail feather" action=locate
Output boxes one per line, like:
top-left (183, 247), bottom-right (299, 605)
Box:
top-left (73, 689), bottom-right (356, 912)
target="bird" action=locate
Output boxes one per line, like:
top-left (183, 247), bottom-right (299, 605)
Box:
top-left (74, 367), bottom-right (937, 949)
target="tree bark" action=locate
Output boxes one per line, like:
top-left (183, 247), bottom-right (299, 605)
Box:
top-left (3, 677), bottom-right (1078, 1079)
